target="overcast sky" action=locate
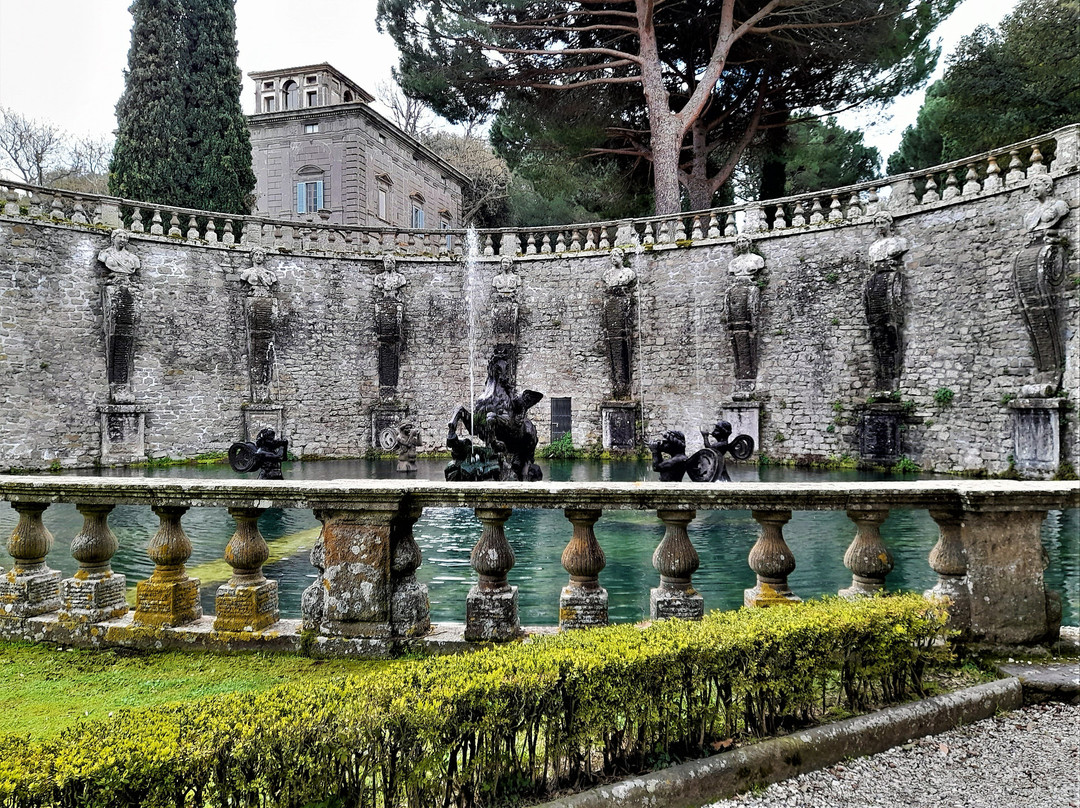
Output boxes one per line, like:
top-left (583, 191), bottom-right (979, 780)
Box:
top-left (0, 0), bottom-right (1019, 168)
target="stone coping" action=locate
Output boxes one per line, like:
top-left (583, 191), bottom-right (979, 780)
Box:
top-left (0, 476), bottom-right (1076, 512)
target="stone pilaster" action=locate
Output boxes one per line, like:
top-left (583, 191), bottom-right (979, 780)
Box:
top-left (0, 502), bottom-right (61, 618)
top-left (925, 508), bottom-right (969, 635)
top-left (560, 508), bottom-right (607, 630)
top-left (465, 507), bottom-right (521, 642)
top-left (134, 506), bottom-right (201, 628)
top-left (59, 503), bottom-right (127, 622)
top-left (390, 502), bottom-right (430, 637)
top-left (745, 510), bottom-right (799, 607)
top-left (650, 509), bottom-right (703, 620)
top-left (839, 508), bottom-right (893, 598)
top-left (214, 507), bottom-right (279, 632)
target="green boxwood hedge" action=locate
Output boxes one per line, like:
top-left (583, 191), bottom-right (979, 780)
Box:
top-left (0, 595), bottom-right (948, 808)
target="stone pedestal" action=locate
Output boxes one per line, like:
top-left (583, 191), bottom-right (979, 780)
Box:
top-left (1009, 398), bottom-right (1064, 477)
top-left (241, 403), bottom-right (284, 443)
top-left (560, 508), bottom-right (607, 630)
top-left (744, 510), bottom-right (800, 607)
top-left (465, 507), bottom-right (521, 641)
top-left (134, 506), bottom-right (201, 628)
top-left (99, 405), bottom-right (147, 465)
top-left (650, 509), bottom-right (703, 621)
top-left (214, 507), bottom-right (279, 632)
top-left (59, 503), bottom-right (128, 622)
top-left (724, 401), bottom-right (761, 455)
top-left (601, 402), bottom-right (638, 450)
top-left (858, 402), bottom-right (903, 464)
top-left (839, 508), bottom-right (893, 598)
top-left (390, 503), bottom-right (430, 637)
top-left (371, 405), bottom-right (408, 452)
top-left (0, 503), bottom-right (61, 618)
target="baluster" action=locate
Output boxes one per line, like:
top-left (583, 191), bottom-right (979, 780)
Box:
top-left (50, 195), bottom-right (65, 220)
top-left (1027, 144), bottom-right (1047, 175)
top-left (0, 502), bottom-right (61, 618)
top-left (828, 194), bottom-right (843, 221)
top-left (674, 217), bottom-right (687, 241)
top-left (745, 510), bottom-right (800, 607)
top-left (809, 197), bottom-right (825, 224)
top-left (941, 169), bottom-right (960, 200)
top-left (28, 191), bottom-right (43, 217)
top-left (707, 212), bottom-right (721, 238)
top-left (222, 219), bottom-right (235, 244)
top-left (483, 233), bottom-right (494, 256)
top-left (1005, 149), bottom-right (1026, 186)
top-left (168, 212), bottom-right (182, 237)
top-left (983, 155), bottom-right (1003, 192)
top-left (598, 226), bottom-right (610, 250)
top-left (691, 215), bottom-right (704, 240)
top-left (556, 231), bottom-right (567, 252)
top-left (70, 198), bottom-right (89, 225)
top-left (149, 209), bottom-right (164, 235)
top-left (925, 509), bottom-right (969, 635)
top-left (845, 193), bottom-right (862, 220)
top-left (541, 233), bottom-right (551, 254)
top-left (204, 218), bottom-right (218, 243)
top-left (3, 187), bottom-right (20, 216)
top-left (642, 222), bottom-right (655, 245)
top-left (962, 164), bottom-right (981, 195)
top-left (657, 221), bottom-right (671, 244)
top-left (791, 202), bottom-right (807, 227)
top-left (773, 204), bottom-right (789, 230)
top-left (130, 207), bottom-right (145, 233)
top-left (651, 509), bottom-right (703, 620)
top-left (526, 232), bottom-right (537, 255)
top-left (723, 211), bottom-right (738, 236)
top-left (560, 508), bottom-right (607, 630)
top-left (922, 174), bottom-right (940, 203)
top-left (390, 502), bottom-right (430, 637)
top-left (58, 503), bottom-right (128, 622)
top-left (584, 228), bottom-right (597, 250)
top-left (570, 229), bottom-right (582, 251)
top-left (186, 215), bottom-right (200, 240)
top-left (214, 507), bottom-right (278, 632)
top-left (465, 507), bottom-right (521, 641)
top-left (839, 508), bottom-right (893, 598)
top-left (134, 505), bottom-right (201, 627)
top-left (864, 187), bottom-right (880, 216)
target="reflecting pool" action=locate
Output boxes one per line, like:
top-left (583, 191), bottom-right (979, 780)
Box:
top-left (2, 459), bottom-right (1077, 627)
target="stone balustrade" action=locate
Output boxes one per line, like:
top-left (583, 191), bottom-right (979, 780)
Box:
top-left (2, 125), bottom-right (1075, 261)
top-left (0, 476), bottom-right (1075, 655)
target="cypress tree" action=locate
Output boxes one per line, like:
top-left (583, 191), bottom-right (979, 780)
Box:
top-left (109, 0), bottom-right (187, 205)
top-left (110, 0), bottom-right (254, 214)
top-left (179, 0), bottom-right (255, 214)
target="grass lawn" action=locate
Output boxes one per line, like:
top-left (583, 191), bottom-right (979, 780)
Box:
top-left (1, 640), bottom-right (397, 740)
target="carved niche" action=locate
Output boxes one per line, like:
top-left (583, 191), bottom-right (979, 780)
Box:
top-left (863, 213), bottom-right (908, 392)
top-left (374, 255), bottom-right (406, 392)
top-left (1013, 174), bottom-right (1070, 378)
top-left (600, 248), bottom-right (636, 400)
top-left (725, 236), bottom-right (765, 383)
top-left (97, 228), bottom-right (141, 402)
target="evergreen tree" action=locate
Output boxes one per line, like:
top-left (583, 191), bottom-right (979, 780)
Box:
top-left (109, 0), bottom-right (187, 205)
top-left (180, 0), bottom-right (255, 213)
top-left (110, 0), bottom-right (254, 214)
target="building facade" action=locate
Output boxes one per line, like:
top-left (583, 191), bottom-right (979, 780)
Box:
top-left (247, 63), bottom-right (467, 229)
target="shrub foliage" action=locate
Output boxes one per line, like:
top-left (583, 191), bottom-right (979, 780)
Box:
top-left (0, 595), bottom-right (947, 807)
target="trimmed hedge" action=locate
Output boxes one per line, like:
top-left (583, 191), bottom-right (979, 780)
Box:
top-left (0, 595), bottom-right (948, 808)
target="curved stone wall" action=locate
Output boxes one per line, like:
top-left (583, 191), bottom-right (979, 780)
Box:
top-left (0, 127), bottom-right (1076, 475)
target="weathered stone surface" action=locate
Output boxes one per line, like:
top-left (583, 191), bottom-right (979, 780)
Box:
top-left (134, 506), bottom-right (202, 628)
top-left (745, 510), bottom-right (800, 607)
top-left (0, 502), bottom-right (61, 618)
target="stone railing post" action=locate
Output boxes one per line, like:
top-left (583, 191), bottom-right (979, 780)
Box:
top-left (301, 505), bottom-right (397, 638)
top-left (135, 505), bottom-right (201, 627)
top-left (390, 502), bottom-right (430, 637)
top-left (466, 506), bottom-right (520, 641)
top-left (959, 505), bottom-right (1057, 645)
top-left (651, 509), bottom-right (703, 620)
top-left (925, 508), bottom-right (969, 635)
top-left (0, 503), bottom-right (61, 618)
top-left (60, 504), bottom-right (127, 622)
top-left (560, 508), bottom-right (607, 630)
top-left (745, 510), bottom-right (799, 607)
top-left (839, 508), bottom-right (893, 597)
top-left (214, 507), bottom-right (278, 632)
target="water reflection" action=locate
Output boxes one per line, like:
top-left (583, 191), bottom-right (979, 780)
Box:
top-left (1, 459), bottom-right (1076, 626)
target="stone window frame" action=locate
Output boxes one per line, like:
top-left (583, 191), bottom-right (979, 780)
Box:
top-left (376, 173), bottom-right (393, 222)
top-left (281, 79), bottom-right (300, 110)
top-left (410, 192), bottom-right (426, 229)
top-left (296, 165), bottom-right (327, 214)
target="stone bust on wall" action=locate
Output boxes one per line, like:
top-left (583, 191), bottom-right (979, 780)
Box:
top-left (240, 247), bottom-right (276, 295)
top-left (600, 248), bottom-right (637, 400)
top-left (492, 255), bottom-right (521, 296)
top-left (863, 213), bottom-right (907, 392)
top-left (491, 255), bottom-right (521, 363)
top-left (374, 254), bottom-right (407, 300)
top-left (1023, 175), bottom-right (1070, 236)
top-left (374, 255), bottom-right (406, 391)
top-left (97, 229), bottom-right (141, 277)
top-left (725, 236), bottom-right (765, 382)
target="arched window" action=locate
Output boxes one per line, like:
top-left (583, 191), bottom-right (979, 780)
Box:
top-left (343, 90), bottom-right (354, 103)
top-left (281, 80), bottom-right (299, 110)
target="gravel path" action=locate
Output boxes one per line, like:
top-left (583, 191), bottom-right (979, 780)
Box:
top-left (703, 702), bottom-right (1080, 808)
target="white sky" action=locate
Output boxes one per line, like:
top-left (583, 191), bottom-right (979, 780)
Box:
top-left (0, 0), bottom-right (1019, 169)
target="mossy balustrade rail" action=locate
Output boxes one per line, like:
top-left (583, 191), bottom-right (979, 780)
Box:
top-left (0, 476), bottom-right (1076, 653)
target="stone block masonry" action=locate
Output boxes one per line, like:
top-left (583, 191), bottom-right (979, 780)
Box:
top-left (0, 142), bottom-right (1076, 476)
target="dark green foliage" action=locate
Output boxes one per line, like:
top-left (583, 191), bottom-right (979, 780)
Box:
top-left (780, 117), bottom-right (881, 196)
top-left (178, 0), bottom-right (255, 213)
top-left (0, 596), bottom-right (948, 807)
top-left (887, 0), bottom-right (1080, 172)
top-left (110, 0), bottom-right (254, 214)
top-left (109, 0), bottom-right (187, 206)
